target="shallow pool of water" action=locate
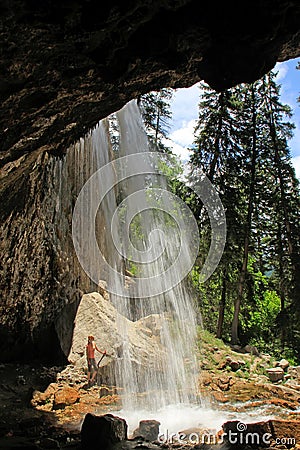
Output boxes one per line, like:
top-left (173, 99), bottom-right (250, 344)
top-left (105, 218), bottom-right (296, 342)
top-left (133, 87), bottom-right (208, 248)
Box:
top-left (116, 402), bottom-right (285, 436)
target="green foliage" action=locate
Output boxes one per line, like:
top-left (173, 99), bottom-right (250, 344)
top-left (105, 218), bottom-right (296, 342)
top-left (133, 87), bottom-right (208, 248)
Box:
top-left (240, 259), bottom-right (281, 349)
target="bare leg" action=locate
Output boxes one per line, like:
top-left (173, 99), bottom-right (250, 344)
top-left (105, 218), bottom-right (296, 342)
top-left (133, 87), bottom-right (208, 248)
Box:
top-left (91, 370), bottom-right (97, 384)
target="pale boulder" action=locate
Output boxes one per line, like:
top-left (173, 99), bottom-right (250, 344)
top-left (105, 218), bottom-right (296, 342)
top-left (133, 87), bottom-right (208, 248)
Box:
top-left (67, 292), bottom-right (166, 386)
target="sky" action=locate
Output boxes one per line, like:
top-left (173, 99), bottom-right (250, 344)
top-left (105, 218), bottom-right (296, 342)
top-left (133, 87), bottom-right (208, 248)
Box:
top-left (166, 58), bottom-right (300, 178)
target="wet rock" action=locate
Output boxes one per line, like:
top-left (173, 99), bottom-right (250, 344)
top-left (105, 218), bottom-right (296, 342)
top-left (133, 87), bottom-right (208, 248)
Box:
top-left (53, 386), bottom-right (80, 410)
top-left (266, 367), bottom-right (284, 382)
top-left (38, 437), bottom-right (60, 449)
top-left (133, 420), bottom-right (160, 441)
top-left (81, 413), bottom-right (127, 450)
top-left (223, 420), bottom-right (271, 447)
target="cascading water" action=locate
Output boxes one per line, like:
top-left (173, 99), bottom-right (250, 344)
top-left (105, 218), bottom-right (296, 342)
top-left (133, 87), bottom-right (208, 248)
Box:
top-left (72, 100), bottom-right (200, 411)
top-left (111, 101), bottom-right (199, 410)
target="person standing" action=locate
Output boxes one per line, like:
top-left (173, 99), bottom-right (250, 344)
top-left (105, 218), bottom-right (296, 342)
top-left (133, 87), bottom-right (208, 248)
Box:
top-left (86, 335), bottom-right (106, 386)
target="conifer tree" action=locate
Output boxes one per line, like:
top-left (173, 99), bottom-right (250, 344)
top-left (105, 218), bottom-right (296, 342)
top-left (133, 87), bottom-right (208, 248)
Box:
top-left (189, 82), bottom-right (246, 341)
top-left (260, 72), bottom-right (300, 355)
top-left (190, 72), bottom-right (300, 359)
top-left (138, 88), bottom-right (173, 152)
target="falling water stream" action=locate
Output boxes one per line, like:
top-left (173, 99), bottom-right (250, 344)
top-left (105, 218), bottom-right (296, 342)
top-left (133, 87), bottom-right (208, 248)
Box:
top-left (72, 100), bottom-right (199, 412)
top-left (113, 101), bottom-right (199, 409)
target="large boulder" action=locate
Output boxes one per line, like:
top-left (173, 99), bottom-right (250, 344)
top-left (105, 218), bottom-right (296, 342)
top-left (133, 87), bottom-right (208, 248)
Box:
top-left (67, 292), bottom-right (166, 386)
top-left (132, 420), bottom-right (161, 441)
top-left (81, 413), bottom-right (127, 450)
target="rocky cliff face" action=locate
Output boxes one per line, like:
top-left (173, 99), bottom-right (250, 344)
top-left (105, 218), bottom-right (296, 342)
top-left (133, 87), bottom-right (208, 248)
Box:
top-left (1, 0), bottom-right (300, 166)
top-left (0, 134), bottom-right (116, 362)
top-left (0, 150), bottom-right (82, 361)
top-left (1, 0), bottom-right (300, 362)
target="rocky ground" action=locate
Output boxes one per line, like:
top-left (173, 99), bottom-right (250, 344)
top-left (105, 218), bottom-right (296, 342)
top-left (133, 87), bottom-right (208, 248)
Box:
top-left (0, 332), bottom-right (300, 448)
top-left (197, 329), bottom-right (300, 413)
top-left (0, 363), bottom-right (82, 448)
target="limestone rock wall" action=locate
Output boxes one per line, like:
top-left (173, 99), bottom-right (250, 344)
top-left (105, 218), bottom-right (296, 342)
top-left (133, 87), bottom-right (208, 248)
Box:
top-left (0, 151), bottom-right (81, 361)
top-left (1, 0), bottom-right (300, 361)
top-left (1, 1), bottom-right (300, 167)
top-left (0, 130), bottom-right (122, 362)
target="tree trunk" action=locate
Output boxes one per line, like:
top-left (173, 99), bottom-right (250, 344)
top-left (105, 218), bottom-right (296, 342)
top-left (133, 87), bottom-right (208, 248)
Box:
top-left (209, 92), bottom-right (225, 181)
top-left (216, 271), bottom-right (227, 339)
top-left (265, 73), bottom-right (297, 349)
top-left (277, 224), bottom-right (287, 350)
top-left (155, 108), bottom-right (160, 147)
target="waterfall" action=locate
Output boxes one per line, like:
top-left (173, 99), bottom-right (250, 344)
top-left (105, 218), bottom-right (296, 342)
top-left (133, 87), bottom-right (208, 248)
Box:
top-left (72, 100), bottom-right (200, 411)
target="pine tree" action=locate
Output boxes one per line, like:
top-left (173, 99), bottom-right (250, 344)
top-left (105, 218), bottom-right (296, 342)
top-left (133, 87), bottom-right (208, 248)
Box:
top-left (138, 88), bottom-right (173, 153)
top-left (231, 83), bottom-right (261, 345)
top-left (190, 73), bottom-right (300, 359)
top-left (189, 82), bottom-right (247, 341)
top-left (259, 72), bottom-right (300, 356)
